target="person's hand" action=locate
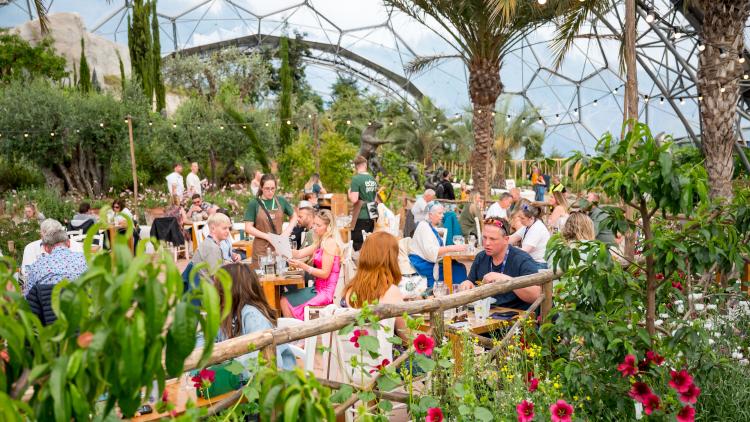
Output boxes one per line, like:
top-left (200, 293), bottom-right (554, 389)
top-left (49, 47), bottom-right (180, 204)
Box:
top-left (457, 280), bottom-right (475, 292)
top-left (453, 244), bottom-right (468, 252)
top-left (288, 258), bottom-right (307, 271)
top-left (483, 272), bottom-right (511, 284)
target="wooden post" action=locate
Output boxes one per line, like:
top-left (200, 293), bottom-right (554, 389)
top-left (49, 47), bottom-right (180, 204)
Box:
top-left (313, 113), bottom-right (320, 173)
top-left (743, 260), bottom-right (750, 295)
top-left (261, 343), bottom-right (277, 367)
top-left (429, 309), bottom-right (447, 400)
top-left (541, 281), bottom-right (553, 321)
top-left (127, 115), bottom-right (138, 211)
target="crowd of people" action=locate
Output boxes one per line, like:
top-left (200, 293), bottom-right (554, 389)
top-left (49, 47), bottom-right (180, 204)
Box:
top-left (12, 157), bottom-right (622, 382)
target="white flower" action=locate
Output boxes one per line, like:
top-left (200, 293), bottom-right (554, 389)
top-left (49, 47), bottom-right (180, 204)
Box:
top-left (707, 304), bottom-right (717, 311)
top-left (655, 319), bottom-right (664, 326)
top-left (708, 339), bottom-right (715, 345)
top-left (659, 313), bottom-right (669, 319)
top-left (695, 304), bottom-right (705, 311)
top-left (740, 359), bottom-right (749, 366)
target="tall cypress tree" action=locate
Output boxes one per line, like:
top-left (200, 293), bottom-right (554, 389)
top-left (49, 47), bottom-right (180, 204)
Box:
top-left (278, 36), bottom-right (293, 150)
top-left (151, 0), bottom-right (166, 111)
top-left (117, 49), bottom-right (126, 93)
top-left (127, 0), bottom-right (153, 103)
top-left (78, 38), bottom-right (92, 93)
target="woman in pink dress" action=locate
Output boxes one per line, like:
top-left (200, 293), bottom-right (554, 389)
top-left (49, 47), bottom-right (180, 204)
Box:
top-left (282, 209), bottom-right (342, 320)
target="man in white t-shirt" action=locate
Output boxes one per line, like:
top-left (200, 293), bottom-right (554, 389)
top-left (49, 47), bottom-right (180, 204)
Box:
top-left (486, 192), bottom-right (513, 219)
top-left (186, 162), bottom-right (205, 196)
top-left (411, 189), bottom-right (436, 223)
top-left (166, 163), bottom-right (185, 199)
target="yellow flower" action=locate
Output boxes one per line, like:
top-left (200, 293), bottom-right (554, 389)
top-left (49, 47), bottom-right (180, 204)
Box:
top-left (553, 382), bottom-right (560, 389)
top-left (586, 396), bottom-right (591, 401)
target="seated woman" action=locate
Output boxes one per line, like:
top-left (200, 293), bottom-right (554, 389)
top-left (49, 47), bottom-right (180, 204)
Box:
top-left (215, 263), bottom-right (296, 370)
top-left (164, 194), bottom-right (189, 240)
top-left (408, 201), bottom-right (467, 288)
top-left (508, 204), bottom-right (551, 269)
top-left (509, 198), bottom-right (531, 233)
top-left (107, 198), bottom-right (139, 248)
top-left (459, 191), bottom-right (483, 238)
top-left (282, 209), bottom-right (343, 320)
top-left (547, 191), bottom-right (570, 233)
top-left (343, 231), bottom-right (407, 341)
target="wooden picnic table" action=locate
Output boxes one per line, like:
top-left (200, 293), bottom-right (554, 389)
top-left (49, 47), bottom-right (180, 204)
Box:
top-left (130, 376), bottom-right (236, 421)
top-left (257, 274), bottom-right (306, 310)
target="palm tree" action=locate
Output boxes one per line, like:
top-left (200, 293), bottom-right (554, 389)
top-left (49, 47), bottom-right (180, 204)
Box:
top-left (691, 0), bottom-right (750, 201)
top-left (385, 0), bottom-right (558, 196)
top-left (383, 96), bottom-right (460, 168)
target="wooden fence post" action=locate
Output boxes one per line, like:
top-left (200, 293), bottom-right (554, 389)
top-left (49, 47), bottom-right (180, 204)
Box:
top-left (429, 309), bottom-right (447, 401)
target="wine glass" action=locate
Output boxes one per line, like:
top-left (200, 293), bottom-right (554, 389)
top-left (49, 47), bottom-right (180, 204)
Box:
top-left (468, 234), bottom-right (477, 252)
top-left (452, 235), bottom-right (465, 247)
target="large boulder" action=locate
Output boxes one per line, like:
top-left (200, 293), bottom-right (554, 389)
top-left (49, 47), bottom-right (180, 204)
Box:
top-left (12, 12), bottom-right (131, 90)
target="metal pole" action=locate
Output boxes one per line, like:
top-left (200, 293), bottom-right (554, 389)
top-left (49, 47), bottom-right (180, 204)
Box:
top-left (313, 113), bottom-right (320, 173)
top-left (127, 115), bottom-right (139, 211)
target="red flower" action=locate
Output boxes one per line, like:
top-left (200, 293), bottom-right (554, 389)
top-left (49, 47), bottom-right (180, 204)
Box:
top-left (656, 273), bottom-right (665, 280)
top-left (413, 334), bottom-right (435, 356)
top-left (528, 378), bottom-right (539, 392)
top-left (669, 370), bottom-right (694, 393)
top-left (676, 405), bottom-right (696, 422)
top-left (425, 407), bottom-right (443, 422)
top-left (549, 399), bottom-right (574, 422)
top-left (516, 400), bottom-right (535, 422)
top-left (628, 382), bottom-right (652, 403)
top-left (643, 393), bottom-right (661, 415)
top-left (161, 389), bottom-right (169, 403)
top-left (617, 354), bottom-right (638, 377)
top-left (645, 350), bottom-right (665, 366)
top-left (679, 383), bottom-right (701, 404)
top-left (77, 332), bottom-right (94, 349)
top-left (191, 368), bottom-right (216, 389)
top-left (349, 329), bottom-right (368, 348)
top-left (369, 358), bottom-right (391, 374)
top-left (672, 281), bottom-right (684, 291)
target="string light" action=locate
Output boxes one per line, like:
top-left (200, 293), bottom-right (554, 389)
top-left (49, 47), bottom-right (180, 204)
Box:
top-left (76, 129), bottom-right (80, 133)
top-left (172, 123), bottom-right (177, 128)
top-left (680, 98), bottom-right (685, 105)
top-left (645, 9), bottom-right (656, 23)
top-left (697, 42), bottom-right (705, 52)
top-left (593, 99), bottom-right (598, 106)
top-left (744, 74), bottom-right (749, 80)
top-left (720, 48), bottom-right (727, 59)
top-left (50, 132), bottom-right (55, 137)
top-left (99, 122), bottom-right (104, 128)
top-left (265, 122), bottom-right (269, 126)
top-left (197, 125), bottom-right (201, 129)
top-left (367, 121), bottom-right (372, 126)
top-left (613, 87), bottom-right (619, 94)
top-left (644, 95), bottom-right (650, 103)
top-left (124, 118), bottom-right (129, 123)
top-left (308, 114), bottom-right (312, 118)
top-left (346, 120), bottom-right (351, 125)
top-left (537, 0), bottom-right (547, 5)
top-left (720, 86), bottom-right (726, 93)
top-left (219, 125), bottom-right (224, 130)
top-left (241, 125), bottom-right (246, 129)
top-left (148, 121), bottom-right (153, 126)
top-left (660, 97), bottom-right (665, 104)
top-left (286, 120), bottom-right (291, 125)
top-left (24, 133), bottom-right (28, 138)
top-left (740, 56), bottom-right (746, 64)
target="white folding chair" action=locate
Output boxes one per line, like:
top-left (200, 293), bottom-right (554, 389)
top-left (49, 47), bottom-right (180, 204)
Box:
top-left (277, 318), bottom-right (313, 368)
top-left (475, 216), bottom-right (482, 240)
top-left (192, 221), bottom-right (207, 251)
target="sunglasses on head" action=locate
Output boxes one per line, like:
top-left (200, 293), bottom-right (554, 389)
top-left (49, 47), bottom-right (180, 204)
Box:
top-left (484, 218), bottom-right (509, 234)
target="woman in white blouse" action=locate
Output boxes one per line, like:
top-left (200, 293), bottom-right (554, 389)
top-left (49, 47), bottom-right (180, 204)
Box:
top-left (508, 204), bottom-right (550, 268)
top-left (407, 201), bottom-right (467, 287)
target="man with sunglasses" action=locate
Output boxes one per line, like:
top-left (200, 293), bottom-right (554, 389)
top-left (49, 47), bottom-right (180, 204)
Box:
top-left (456, 217), bottom-right (541, 310)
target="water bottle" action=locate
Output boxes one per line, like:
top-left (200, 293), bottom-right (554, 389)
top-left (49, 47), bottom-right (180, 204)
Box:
top-left (264, 247), bottom-right (276, 276)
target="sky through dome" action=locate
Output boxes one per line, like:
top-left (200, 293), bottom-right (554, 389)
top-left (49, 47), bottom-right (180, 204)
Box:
top-left (2, 0), bottom-right (737, 156)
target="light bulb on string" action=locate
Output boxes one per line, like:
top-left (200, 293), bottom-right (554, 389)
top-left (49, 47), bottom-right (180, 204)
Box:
top-left (644, 95), bottom-right (650, 103)
top-left (680, 98), bottom-right (685, 105)
top-left (172, 123), bottom-right (177, 129)
top-left (367, 121), bottom-right (372, 126)
top-left (242, 125), bottom-right (246, 129)
top-left (555, 113), bottom-right (560, 119)
top-left (411, 120), bottom-right (415, 125)
top-left (308, 114), bottom-right (312, 119)
top-left (699, 95), bottom-right (703, 101)
top-left (613, 87), bottom-right (619, 94)
top-left (740, 55), bottom-right (746, 64)
top-left (286, 120), bottom-right (291, 125)
top-left (574, 108), bottom-right (579, 115)
top-left (698, 42), bottom-right (705, 52)
top-left (645, 10), bottom-right (656, 23)
top-left (538, 116), bottom-right (543, 122)
top-left (593, 99), bottom-right (598, 106)
top-left (220, 125), bottom-right (224, 130)
top-left (660, 97), bottom-right (665, 104)
top-left (744, 74), bottom-right (749, 80)
top-left (76, 129), bottom-right (80, 134)
top-left (720, 48), bottom-right (727, 59)
top-left (24, 133), bottom-right (29, 138)
top-left (197, 125), bottom-right (201, 130)
top-left (124, 118), bottom-right (129, 123)
top-left (432, 117), bottom-right (437, 122)
top-left (148, 121), bottom-right (153, 126)
top-left (477, 109), bottom-right (482, 114)
top-left (265, 122), bottom-right (269, 127)
top-left (673, 30), bottom-right (683, 40)
top-left (389, 121), bottom-right (393, 126)
top-left (99, 122), bottom-right (105, 128)
top-left (720, 86), bottom-right (726, 93)
top-left (537, 0), bottom-right (547, 4)
top-left (491, 112), bottom-right (496, 117)
top-left (50, 132), bottom-right (55, 137)
top-left (346, 120), bottom-right (351, 125)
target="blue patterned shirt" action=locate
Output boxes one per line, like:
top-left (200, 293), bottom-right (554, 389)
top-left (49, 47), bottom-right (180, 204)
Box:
top-left (24, 246), bottom-right (88, 297)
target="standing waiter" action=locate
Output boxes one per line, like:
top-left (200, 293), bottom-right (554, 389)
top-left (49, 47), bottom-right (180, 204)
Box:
top-left (348, 156), bottom-right (378, 251)
top-left (244, 174), bottom-right (298, 265)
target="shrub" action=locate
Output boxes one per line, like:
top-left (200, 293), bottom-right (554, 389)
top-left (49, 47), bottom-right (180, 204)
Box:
top-left (319, 131), bottom-right (357, 193)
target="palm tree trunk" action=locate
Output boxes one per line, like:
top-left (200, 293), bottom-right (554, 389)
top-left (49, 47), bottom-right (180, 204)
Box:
top-left (697, 0), bottom-right (749, 201)
top-left (623, 0), bottom-right (639, 259)
top-left (468, 58), bottom-right (502, 197)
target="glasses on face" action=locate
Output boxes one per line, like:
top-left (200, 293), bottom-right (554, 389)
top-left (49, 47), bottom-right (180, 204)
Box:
top-left (113, 206), bottom-right (121, 210)
top-left (193, 200), bottom-right (201, 205)
top-left (262, 186), bottom-right (276, 192)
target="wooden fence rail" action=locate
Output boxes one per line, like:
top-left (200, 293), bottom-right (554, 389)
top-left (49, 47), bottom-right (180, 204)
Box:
top-left (183, 270), bottom-right (560, 372)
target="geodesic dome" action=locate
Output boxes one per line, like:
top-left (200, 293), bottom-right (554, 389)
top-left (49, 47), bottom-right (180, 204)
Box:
top-left (2, 0), bottom-right (749, 156)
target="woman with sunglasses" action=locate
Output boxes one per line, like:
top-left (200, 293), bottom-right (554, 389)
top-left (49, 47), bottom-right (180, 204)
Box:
top-left (508, 204), bottom-right (550, 269)
top-left (243, 174), bottom-right (299, 266)
top-left (408, 201), bottom-right (468, 287)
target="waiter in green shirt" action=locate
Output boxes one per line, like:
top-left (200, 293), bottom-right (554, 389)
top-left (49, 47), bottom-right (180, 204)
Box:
top-left (244, 174), bottom-right (298, 266)
top-left (348, 156), bottom-right (378, 251)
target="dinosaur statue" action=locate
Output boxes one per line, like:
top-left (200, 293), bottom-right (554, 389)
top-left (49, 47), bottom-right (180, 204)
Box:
top-left (358, 122), bottom-right (391, 161)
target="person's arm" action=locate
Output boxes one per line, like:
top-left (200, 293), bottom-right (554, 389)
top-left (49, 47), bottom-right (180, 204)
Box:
top-left (458, 257), bottom-right (480, 291)
top-left (348, 190), bottom-right (359, 203)
top-left (292, 239), bottom-right (337, 279)
top-left (513, 255), bottom-right (542, 302)
top-left (291, 244), bottom-right (316, 259)
top-left (380, 285), bottom-right (408, 341)
top-left (508, 230), bottom-right (523, 246)
top-left (282, 211), bottom-right (298, 238)
top-left (245, 221), bottom-right (270, 242)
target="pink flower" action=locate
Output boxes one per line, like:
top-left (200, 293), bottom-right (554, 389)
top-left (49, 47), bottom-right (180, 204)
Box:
top-left (645, 350), bottom-right (665, 366)
top-left (549, 399), bottom-right (574, 422)
top-left (528, 378), bottom-right (539, 392)
top-left (191, 368), bottom-right (216, 389)
top-left (617, 354), bottom-right (639, 377)
top-left (425, 407), bottom-right (443, 422)
top-left (679, 384), bottom-right (701, 404)
top-left (349, 329), bottom-right (368, 348)
top-left (672, 281), bottom-right (684, 291)
top-left (516, 400), bottom-right (535, 422)
top-left (161, 389), bottom-right (169, 402)
top-left (669, 370), bottom-right (694, 393)
top-left (676, 405), bottom-right (696, 422)
top-left (369, 358), bottom-right (391, 374)
top-left (413, 334), bottom-right (436, 356)
top-left (628, 382), bottom-right (652, 403)
top-left (643, 394), bottom-right (660, 415)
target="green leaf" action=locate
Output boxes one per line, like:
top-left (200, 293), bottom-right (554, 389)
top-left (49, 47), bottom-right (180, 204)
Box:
top-left (358, 391), bottom-right (376, 402)
top-left (453, 382), bottom-right (466, 398)
top-left (330, 384), bottom-right (354, 404)
top-left (378, 400), bottom-right (393, 412)
top-left (165, 301), bottom-right (198, 376)
top-left (474, 406), bottom-right (493, 421)
top-left (358, 335), bottom-right (380, 354)
top-left (414, 353), bottom-right (436, 372)
top-left (338, 323), bottom-right (355, 336)
top-left (386, 336), bottom-right (403, 345)
top-left (224, 360), bottom-right (246, 376)
top-left (283, 393), bottom-right (302, 422)
top-left (376, 373), bottom-right (400, 392)
top-left (50, 357), bottom-right (69, 422)
top-left (458, 404), bottom-right (472, 416)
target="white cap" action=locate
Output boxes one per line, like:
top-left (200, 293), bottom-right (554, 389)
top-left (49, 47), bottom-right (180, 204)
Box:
top-left (298, 200), bottom-right (314, 210)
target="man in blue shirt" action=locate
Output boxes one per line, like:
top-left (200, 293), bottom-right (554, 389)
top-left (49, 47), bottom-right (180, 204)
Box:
top-left (457, 218), bottom-right (540, 310)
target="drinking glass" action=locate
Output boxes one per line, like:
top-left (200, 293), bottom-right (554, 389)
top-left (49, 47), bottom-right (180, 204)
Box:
top-left (452, 235), bottom-right (465, 247)
top-left (467, 234), bottom-right (477, 252)
top-left (432, 281), bottom-right (448, 298)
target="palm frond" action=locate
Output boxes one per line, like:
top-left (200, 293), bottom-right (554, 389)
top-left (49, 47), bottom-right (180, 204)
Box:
top-left (33, 0), bottom-right (49, 35)
top-left (405, 54), bottom-right (463, 75)
top-left (486, 0), bottom-right (518, 22)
